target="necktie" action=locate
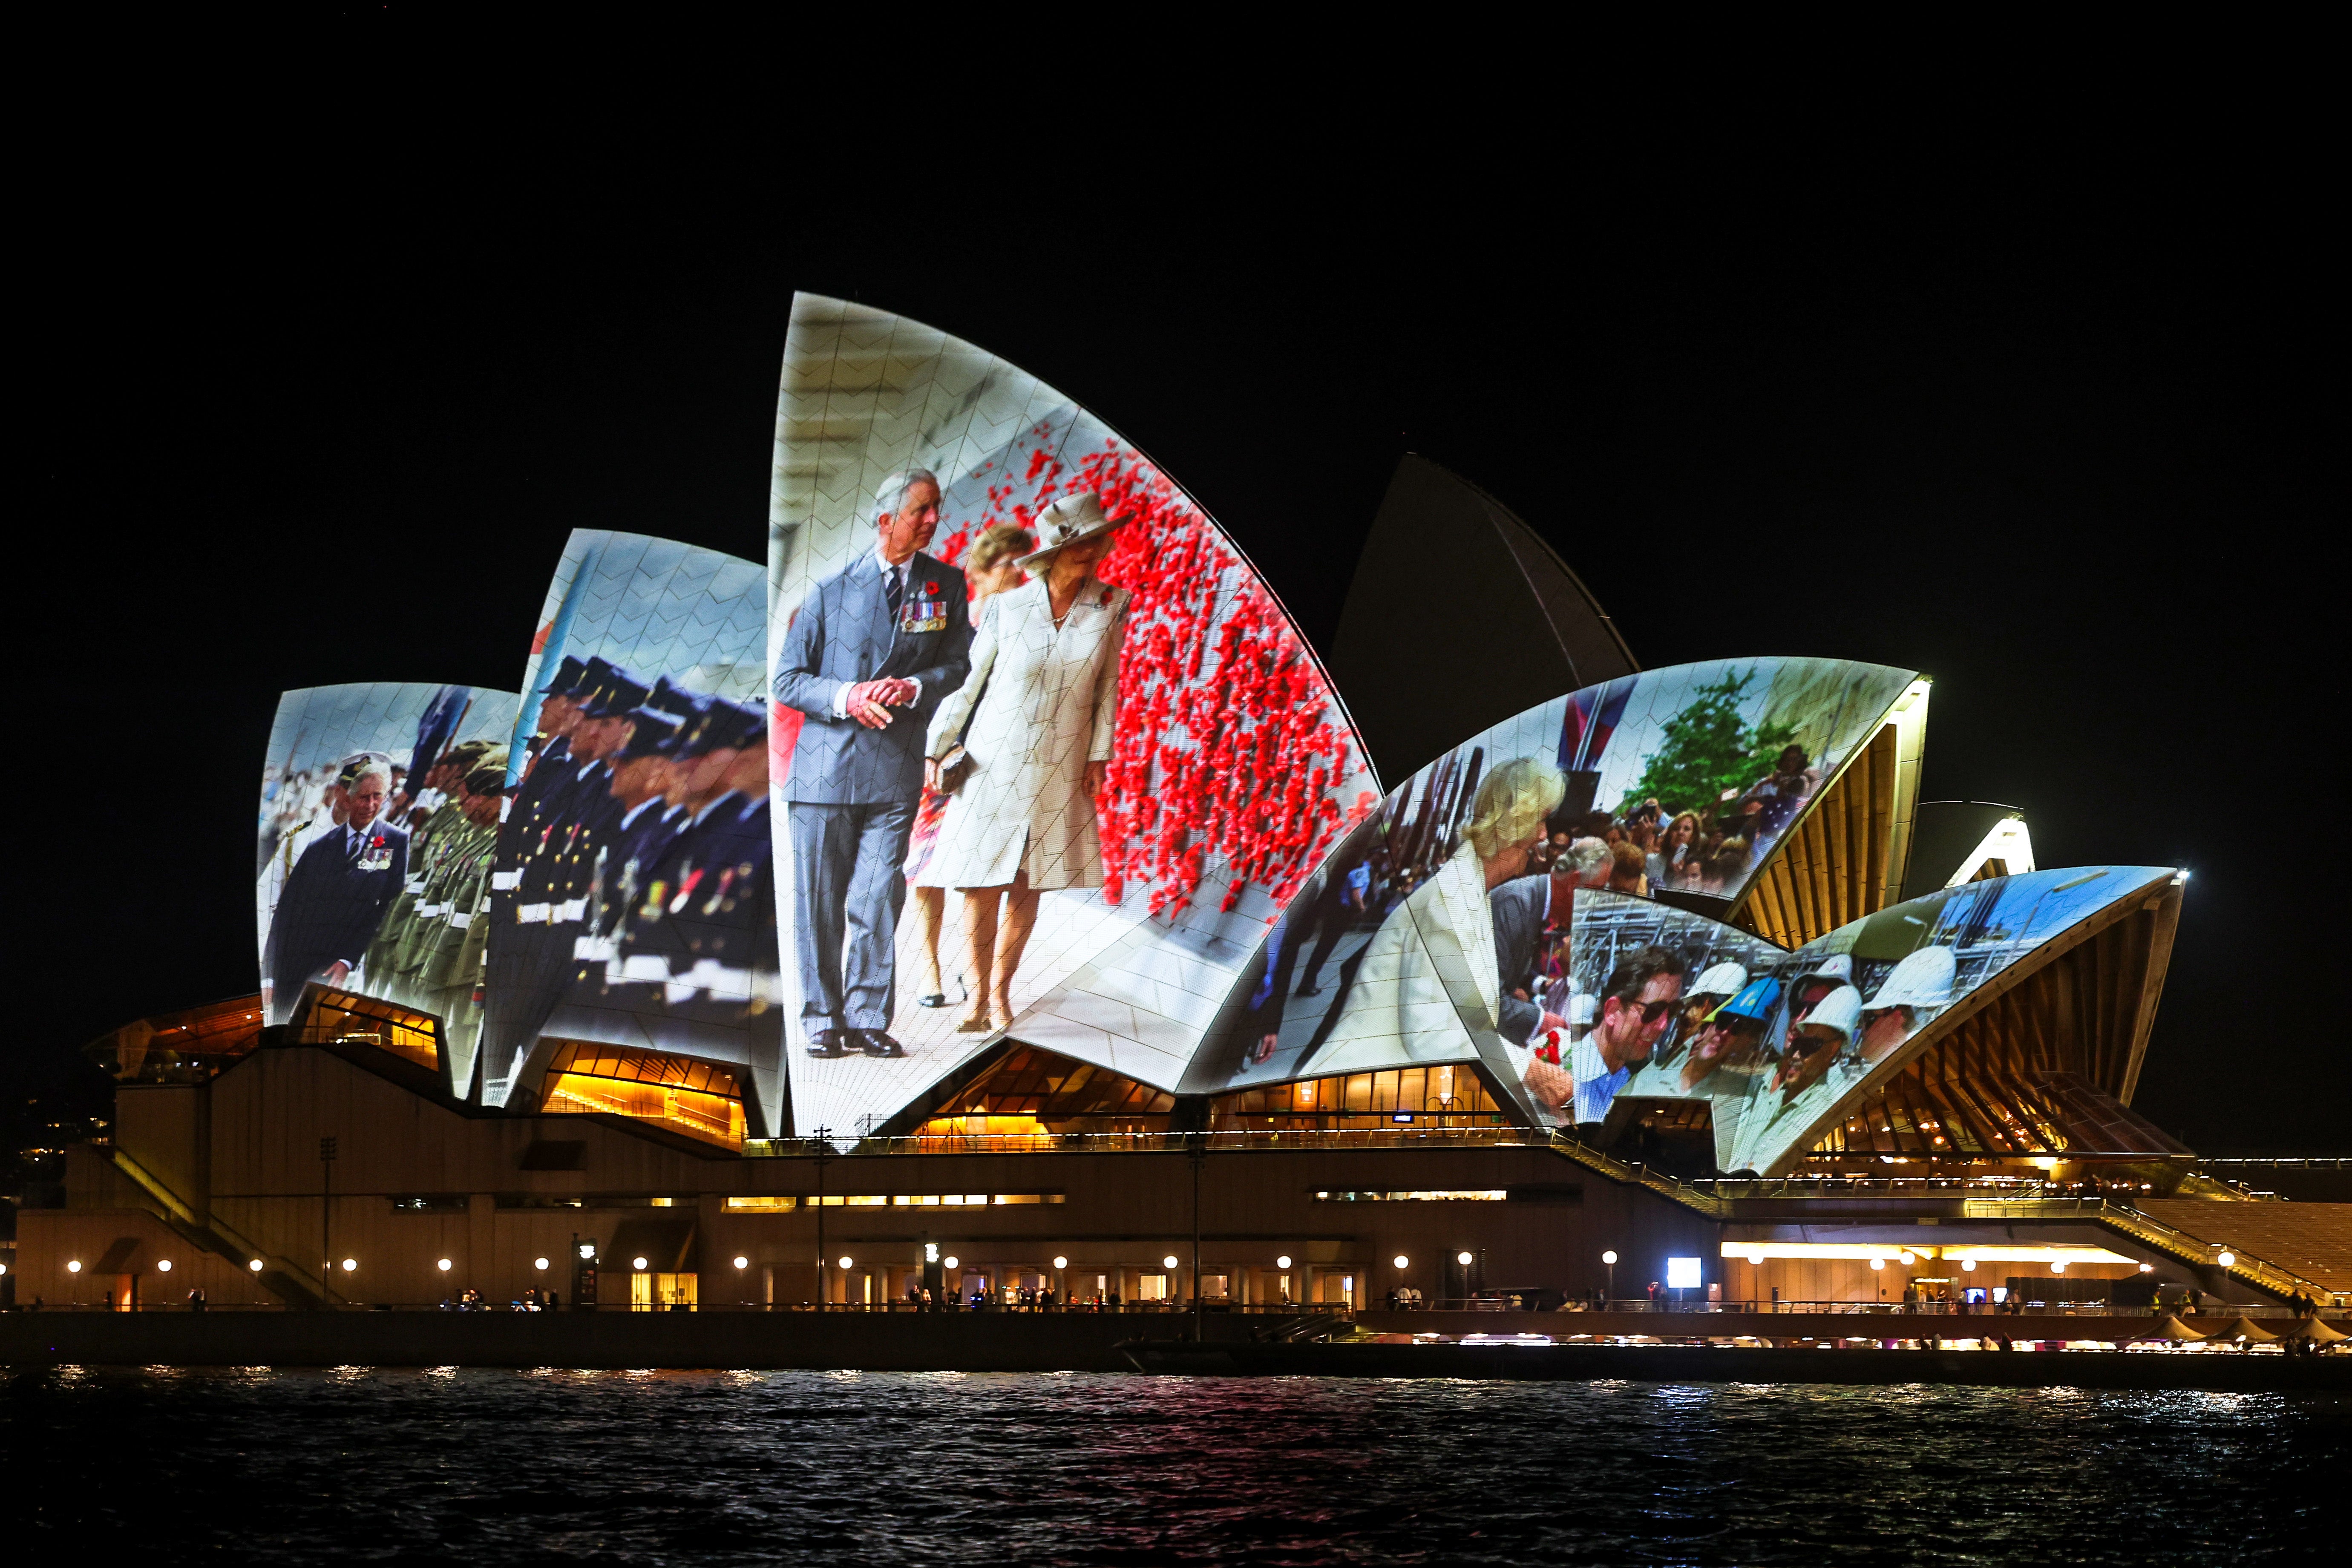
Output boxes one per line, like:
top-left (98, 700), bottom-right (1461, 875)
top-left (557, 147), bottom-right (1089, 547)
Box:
top-left (348, 826), bottom-right (366, 864)
top-left (885, 564), bottom-right (904, 621)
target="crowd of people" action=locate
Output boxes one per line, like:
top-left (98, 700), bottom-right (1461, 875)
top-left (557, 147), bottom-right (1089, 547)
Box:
top-left (1516, 742), bottom-right (1824, 900)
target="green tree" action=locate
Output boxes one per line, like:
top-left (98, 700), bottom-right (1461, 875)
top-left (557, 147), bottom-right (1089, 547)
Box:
top-left (1615, 669), bottom-right (1800, 819)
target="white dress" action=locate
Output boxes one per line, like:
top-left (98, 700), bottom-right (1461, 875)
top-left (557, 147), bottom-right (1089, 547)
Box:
top-left (919, 574), bottom-right (1131, 891)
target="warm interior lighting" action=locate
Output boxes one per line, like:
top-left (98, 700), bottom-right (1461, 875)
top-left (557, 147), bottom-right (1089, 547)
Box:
top-left (723, 1196), bottom-right (799, 1213)
top-left (1275, 1255), bottom-right (1293, 1269)
top-left (436, 1258), bottom-right (452, 1272)
top-left (1722, 1242), bottom-right (2131, 1265)
top-left (2050, 1260), bottom-right (2068, 1274)
top-left (156, 1259), bottom-right (173, 1272)
top-left (1746, 1251), bottom-right (1765, 1266)
top-left (1898, 1251), bottom-right (1916, 1265)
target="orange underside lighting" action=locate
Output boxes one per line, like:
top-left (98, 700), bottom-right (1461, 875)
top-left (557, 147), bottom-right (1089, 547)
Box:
top-left (545, 1072), bottom-right (745, 1149)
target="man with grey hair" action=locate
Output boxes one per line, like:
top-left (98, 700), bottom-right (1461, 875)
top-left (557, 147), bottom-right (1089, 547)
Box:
top-left (263, 754), bottom-right (410, 1020)
top-left (775, 466), bottom-right (973, 1059)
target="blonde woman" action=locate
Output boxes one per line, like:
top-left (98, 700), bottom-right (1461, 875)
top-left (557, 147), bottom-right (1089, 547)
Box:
top-left (906, 521), bottom-right (1034, 1008)
top-left (1302, 756), bottom-right (1566, 1077)
top-left (921, 493), bottom-right (1134, 1033)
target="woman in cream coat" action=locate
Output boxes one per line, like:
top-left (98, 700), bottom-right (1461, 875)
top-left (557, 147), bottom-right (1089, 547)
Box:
top-left (921, 492), bottom-right (1134, 1033)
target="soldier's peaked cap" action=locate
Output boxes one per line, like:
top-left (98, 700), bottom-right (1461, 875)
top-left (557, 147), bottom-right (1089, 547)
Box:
top-left (537, 654), bottom-right (590, 696)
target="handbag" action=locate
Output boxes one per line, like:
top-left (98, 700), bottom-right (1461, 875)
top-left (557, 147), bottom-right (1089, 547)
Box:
top-left (936, 743), bottom-right (973, 794)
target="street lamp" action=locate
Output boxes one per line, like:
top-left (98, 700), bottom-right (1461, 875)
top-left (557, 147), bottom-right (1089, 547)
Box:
top-left (157, 1259), bottom-right (173, 1273)
top-left (436, 1258), bottom-right (452, 1272)
top-left (1393, 1255), bottom-right (1410, 1269)
top-left (734, 1256), bottom-right (750, 1270)
top-left (632, 1257), bottom-right (649, 1271)
top-left (66, 1260), bottom-right (82, 1274)
top-left (2217, 1251), bottom-right (2236, 1268)
top-left (1602, 1249), bottom-right (1618, 1300)
top-left (342, 1259), bottom-right (357, 1273)
top-left (1276, 1254), bottom-right (1292, 1270)
top-left (533, 1257), bottom-right (548, 1271)
top-left (250, 1259), bottom-right (267, 1273)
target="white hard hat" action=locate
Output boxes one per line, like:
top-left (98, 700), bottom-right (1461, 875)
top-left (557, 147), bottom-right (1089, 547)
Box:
top-left (1690, 962), bottom-right (1748, 1000)
top-left (1567, 992), bottom-right (1598, 1027)
top-left (1866, 946), bottom-right (1956, 1010)
top-left (1797, 952), bottom-right (1854, 986)
top-left (1802, 984), bottom-right (1863, 1039)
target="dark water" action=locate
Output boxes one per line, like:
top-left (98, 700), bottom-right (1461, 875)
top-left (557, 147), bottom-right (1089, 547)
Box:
top-left (5, 1367), bottom-right (2343, 1564)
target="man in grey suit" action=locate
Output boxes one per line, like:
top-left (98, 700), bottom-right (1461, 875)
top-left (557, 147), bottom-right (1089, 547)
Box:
top-left (774, 468), bottom-right (973, 1059)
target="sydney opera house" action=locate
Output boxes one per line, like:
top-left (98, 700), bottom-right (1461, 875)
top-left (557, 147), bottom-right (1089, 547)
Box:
top-left (12, 298), bottom-right (2343, 1320)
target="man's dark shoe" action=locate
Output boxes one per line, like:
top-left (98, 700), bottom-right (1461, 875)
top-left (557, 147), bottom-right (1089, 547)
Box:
top-left (856, 1029), bottom-right (907, 1059)
top-left (806, 1028), bottom-right (849, 1058)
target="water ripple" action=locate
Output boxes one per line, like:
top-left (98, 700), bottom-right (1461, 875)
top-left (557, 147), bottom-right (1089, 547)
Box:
top-left (3, 1369), bottom-right (2341, 1565)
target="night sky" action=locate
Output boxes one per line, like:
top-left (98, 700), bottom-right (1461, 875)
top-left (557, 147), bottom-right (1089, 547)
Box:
top-left (22, 57), bottom-right (2339, 1154)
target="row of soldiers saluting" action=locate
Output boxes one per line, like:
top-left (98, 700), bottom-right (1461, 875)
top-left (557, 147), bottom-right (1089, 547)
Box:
top-left (477, 653), bottom-right (776, 1092)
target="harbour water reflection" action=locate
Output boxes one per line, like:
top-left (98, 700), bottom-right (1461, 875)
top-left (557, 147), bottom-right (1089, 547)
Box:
top-left (6, 1368), bottom-right (2341, 1564)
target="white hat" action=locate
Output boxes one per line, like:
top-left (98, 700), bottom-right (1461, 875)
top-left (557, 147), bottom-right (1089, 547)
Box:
top-left (1690, 962), bottom-right (1748, 1000)
top-left (1567, 992), bottom-right (1598, 1027)
top-left (1016, 492), bottom-right (1131, 569)
top-left (1796, 952), bottom-right (1854, 986)
top-left (1800, 984), bottom-right (1863, 1040)
top-left (1865, 946), bottom-right (1956, 1011)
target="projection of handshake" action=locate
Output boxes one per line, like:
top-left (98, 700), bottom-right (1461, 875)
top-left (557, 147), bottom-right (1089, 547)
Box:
top-left (844, 676), bottom-right (919, 729)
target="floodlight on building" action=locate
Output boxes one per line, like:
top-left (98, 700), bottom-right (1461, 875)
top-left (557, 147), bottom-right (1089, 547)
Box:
top-left (734, 1256), bottom-right (749, 1270)
top-left (1276, 1255), bottom-right (1292, 1269)
top-left (924, 1243), bottom-right (939, 1263)
top-left (632, 1257), bottom-right (649, 1271)
top-left (1053, 1257), bottom-right (1068, 1270)
top-left (2217, 1251), bottom-right (2236, 1268)
top-left (250, 1258), bottom-right (266, 1273)
top-left (1899, 1251), bottom-right (1916, 1265)
top-left (1747, 1251), bottom-right (1765, 1266)
top-left (838, 1256), bottom-right (852, 1270)
top-left (1163, 1255), bottom-right (1180, 1270)
top-left (2139, 1263), bottom-right (2154, 1273)
top-left (66, 1260), bottom-right (81, 1273)
top-left (1393, 1255), bottom-right (1410, 1269)
top-left (1602, 1250), bottom-right (1618, 1266)
top-left (436, 1258), bottom-right (452, 1272)
top-left (533, 1257), bottom-right (548, 1271)
top-left (343, 1259), bottom-right (357, 1272)
top-left (157, 1259), bottom-right (173, 1272)
top-left (1457, 1251), bottom-right (1474, 1266)
top-left (943, 1256), bottom-right (959, 1270)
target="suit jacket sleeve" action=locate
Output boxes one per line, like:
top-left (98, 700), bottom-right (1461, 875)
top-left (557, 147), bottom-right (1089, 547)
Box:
top-left (1088, 590), bottom-right (1131, 764)
top-left (906, 567), bottom-right (973, 719)
top-left (1490, 876), bottom-right (1546, 1042)
top-left (772, 588), bottom-right (847, 722)
top-left (925, 602), bottom-right (997, 760)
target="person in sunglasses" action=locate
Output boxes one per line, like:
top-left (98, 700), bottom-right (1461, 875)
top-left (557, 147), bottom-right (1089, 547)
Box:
top-left (1551, 945), bottom-right (1687, 1125)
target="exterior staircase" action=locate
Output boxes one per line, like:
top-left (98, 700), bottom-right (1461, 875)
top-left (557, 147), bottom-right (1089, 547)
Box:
top-left (108, 1147), bottom-right (328, 1309)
